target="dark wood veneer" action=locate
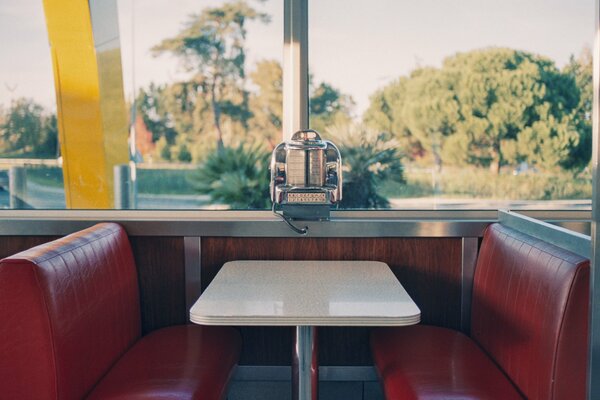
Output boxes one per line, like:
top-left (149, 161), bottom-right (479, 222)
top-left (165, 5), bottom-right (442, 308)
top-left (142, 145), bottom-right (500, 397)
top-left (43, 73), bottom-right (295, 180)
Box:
top-left (129, 236), bottom-right (187, 334)
top-left (0, 236), bottom-right (59, 259)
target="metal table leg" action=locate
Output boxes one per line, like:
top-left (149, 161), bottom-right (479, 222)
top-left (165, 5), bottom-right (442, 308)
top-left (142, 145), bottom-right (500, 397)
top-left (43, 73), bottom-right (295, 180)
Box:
top-left (292, 326), bottom-right (318, 400)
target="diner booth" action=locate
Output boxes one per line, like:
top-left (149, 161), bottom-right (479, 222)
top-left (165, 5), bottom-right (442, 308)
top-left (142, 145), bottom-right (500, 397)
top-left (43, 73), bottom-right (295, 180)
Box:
top-left (0, 1), bottom-right (599, 400)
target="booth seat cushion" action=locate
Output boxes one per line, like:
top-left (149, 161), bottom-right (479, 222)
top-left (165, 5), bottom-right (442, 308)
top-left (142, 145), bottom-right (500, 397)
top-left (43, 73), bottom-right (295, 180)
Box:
top-left (371, 222), bottom-right (589, 400)
top-left (0, 223), bottom-right (141, 400)
top-left (371, 325), bottom-right (523, 400)
top-left (87, 324), bottom-right (241, 400)
top-left (471, 223), bottom-right (589, 400)
top-left (0, 223), bottom-right (242, 400)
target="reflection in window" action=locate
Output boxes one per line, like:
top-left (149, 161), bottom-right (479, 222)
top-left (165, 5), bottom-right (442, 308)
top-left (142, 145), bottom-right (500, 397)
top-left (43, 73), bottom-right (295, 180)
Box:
top-left (310, 0), bottom-right (593, 210)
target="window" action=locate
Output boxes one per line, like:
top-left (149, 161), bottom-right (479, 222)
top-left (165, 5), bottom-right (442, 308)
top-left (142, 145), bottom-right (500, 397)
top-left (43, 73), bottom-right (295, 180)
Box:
top-left (311, 0), bottom-right (593, 210)
top-left (0, 0), bottom-right (59, 209)
top-left (0, 0), bottom-right (594, 211)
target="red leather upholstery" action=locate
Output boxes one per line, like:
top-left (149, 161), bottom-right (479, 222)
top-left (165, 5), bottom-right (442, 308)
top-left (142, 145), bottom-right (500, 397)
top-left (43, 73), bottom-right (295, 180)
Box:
top-left (371, 325), bottom-right (522, 400)
top-left (88, 325), bottom-right (241, 400)
top-left (472, 223), bottom-right (589, 400)
top-left (0, 223), bottom-right (140, 400)
top-left (0, 223), bottom-right (241, 400)
top-left (371, 223), bottom-right (589, 400)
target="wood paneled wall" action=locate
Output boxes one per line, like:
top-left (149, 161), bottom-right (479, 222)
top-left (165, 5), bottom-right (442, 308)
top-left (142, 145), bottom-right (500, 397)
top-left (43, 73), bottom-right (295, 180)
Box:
top-left (0, 236), bottom-right (60, 259)
top-left (129, 236), bottom-right (187, 334)
top-left (201, 237), bottom-right (463, 365)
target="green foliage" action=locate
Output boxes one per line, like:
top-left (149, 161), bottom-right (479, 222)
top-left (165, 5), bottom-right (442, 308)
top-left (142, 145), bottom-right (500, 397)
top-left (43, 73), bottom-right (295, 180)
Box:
top-left (138, 3), bottom-right (353, 161)
top-left (152, 0), bottom-right (270, 150)
top-left (177, 144), bottom-right (193, 162)
top-left (136, 84), bottom-right (178, 145)
top-left (561, 47), bottom-right (593, 171)
top-left (364, 48), bottom-right (591, 174)
top-left (0, 98), bottom-right (58, 158)
top-left (309, 82), bottom-right (354, 132)
top-left (248, 60), bottom-right (283, 147)
top-left (191, 144), bottom-right (270, 209)
top-left (327, 124), bottom-right (405, 208)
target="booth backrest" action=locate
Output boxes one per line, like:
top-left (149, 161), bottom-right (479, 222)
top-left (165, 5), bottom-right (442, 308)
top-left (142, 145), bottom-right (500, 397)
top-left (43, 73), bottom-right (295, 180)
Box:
top-left (471, 223), bottom-right (589, 400)
top-left (0, 223), bottom-right (141, 400)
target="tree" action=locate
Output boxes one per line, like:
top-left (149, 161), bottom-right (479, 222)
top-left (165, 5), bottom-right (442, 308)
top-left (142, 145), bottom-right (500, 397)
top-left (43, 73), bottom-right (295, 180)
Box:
top-left (364, 48), bottom-right (588, 174)
top-left (248, 60), bottom-right (354, 147)
top-left (561, 47), bottom-right (592, 171)
top-left (364, 78), bottom-right (425, 160)
top-left (152, 1), bottom-right (270, 150)
top-left (401, 67), bottom-right (459, 172)
top-left (248, 60), bottom-right (283, 148)
top-left (136, 84), bottom-right (178, 145)
top-left (309, 82), bottom-right (354, 133)
top-left (446, 48), bottom-right (580, 173)
top-left (0, 98), bottom-right (58, 158)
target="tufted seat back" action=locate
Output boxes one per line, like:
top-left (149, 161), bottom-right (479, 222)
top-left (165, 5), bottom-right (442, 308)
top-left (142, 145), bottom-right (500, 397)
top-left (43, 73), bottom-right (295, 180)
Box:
top-left (471, 223), bottom-right (589, 399)
top-left (0, 223), bottom-right (141, 400)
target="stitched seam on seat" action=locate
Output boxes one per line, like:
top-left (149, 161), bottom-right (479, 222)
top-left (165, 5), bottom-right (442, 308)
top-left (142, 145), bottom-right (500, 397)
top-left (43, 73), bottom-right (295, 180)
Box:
top-left (4, 225), bottom-right (121, 264)
top-left (494, 224), bottom-right (586, 265)
top-left (550, 262), bottom-right (587, 400)
top-left (32, 263), bottom-right (60, 400)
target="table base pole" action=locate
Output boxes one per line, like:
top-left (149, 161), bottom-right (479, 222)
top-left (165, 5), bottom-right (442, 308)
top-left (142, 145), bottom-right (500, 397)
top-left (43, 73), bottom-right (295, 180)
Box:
top-left (292, 326), bottom-right (318, 400)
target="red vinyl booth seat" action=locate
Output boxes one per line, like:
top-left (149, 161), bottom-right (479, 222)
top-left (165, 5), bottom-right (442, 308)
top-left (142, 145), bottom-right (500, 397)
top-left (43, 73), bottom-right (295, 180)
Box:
top-left (371, 223), bottom-right (590, 400)
top-left (0, 223), bottom-right (241, 400)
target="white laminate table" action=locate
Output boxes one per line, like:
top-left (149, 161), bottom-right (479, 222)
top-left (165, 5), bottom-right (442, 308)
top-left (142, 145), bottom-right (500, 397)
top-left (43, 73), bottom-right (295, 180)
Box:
top-left (189, 260), bottom-right (421, 400)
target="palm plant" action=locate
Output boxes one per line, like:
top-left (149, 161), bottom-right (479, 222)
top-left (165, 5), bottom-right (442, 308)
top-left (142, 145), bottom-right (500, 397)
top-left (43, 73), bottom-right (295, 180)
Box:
top-left (191, 144), bottom-right (271, 209)
top-left (327, 124), bottom-right (405, 208)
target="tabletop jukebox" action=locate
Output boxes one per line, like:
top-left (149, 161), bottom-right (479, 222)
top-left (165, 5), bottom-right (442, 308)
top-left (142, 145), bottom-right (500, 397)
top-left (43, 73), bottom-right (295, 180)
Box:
top-left (270, 129), bottom-right (342, 221)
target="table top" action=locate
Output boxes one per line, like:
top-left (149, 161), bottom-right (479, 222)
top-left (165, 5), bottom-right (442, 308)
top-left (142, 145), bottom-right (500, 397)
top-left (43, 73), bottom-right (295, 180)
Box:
top-left (190, 260), bottom-right (421, 326)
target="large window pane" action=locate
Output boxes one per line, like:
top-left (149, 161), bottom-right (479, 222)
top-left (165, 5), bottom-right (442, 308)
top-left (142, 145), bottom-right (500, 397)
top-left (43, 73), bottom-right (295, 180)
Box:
top-left (0, 0), bottom-right (282, 210)
top-left (0, 0), bottom-right (60, 209)
top-left (121, 0), bottom-right (282, 210)
top-left (310, 0), bottom-right (594, 210)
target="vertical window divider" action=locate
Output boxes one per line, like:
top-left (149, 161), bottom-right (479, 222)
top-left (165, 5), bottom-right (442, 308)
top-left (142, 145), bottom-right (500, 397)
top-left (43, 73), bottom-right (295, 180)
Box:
top-left (588, 0), bottom-right (600, 396)
top-left (283, 0), bottom-right (309, 141)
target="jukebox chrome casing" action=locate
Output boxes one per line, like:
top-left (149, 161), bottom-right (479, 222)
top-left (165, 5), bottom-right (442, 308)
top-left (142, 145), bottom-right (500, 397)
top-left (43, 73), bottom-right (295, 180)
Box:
top-left (270, 129), bottom-right (342, 220)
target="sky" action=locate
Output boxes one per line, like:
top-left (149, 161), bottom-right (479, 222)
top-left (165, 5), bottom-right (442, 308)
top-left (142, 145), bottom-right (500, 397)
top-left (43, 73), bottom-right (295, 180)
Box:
top-left (0, 0), bottom-right (594, 117)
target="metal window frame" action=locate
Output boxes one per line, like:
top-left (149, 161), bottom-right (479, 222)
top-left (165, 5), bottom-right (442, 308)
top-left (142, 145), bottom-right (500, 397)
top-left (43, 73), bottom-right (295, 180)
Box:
top-left (589, 0), bottom-right (600, 397)
top-left (283, 0), bottom-right (309, 139)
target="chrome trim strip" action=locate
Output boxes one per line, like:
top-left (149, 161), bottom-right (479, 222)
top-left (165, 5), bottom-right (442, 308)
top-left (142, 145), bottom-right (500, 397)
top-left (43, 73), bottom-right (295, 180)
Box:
top-left (499, 210), bottom-right (591, 258)
top-left (0, 218), bottom-right (491, 237)
top-left (589, 0), bottom-right (600, 395)
top-left (460, 238), bottom-right (478, 333)
top-left (0, 209), bottom-right (590, 221)
top-left (0, 210), bottom-right (589, 237)
top-left (184, 237), bottom-right (201, 317)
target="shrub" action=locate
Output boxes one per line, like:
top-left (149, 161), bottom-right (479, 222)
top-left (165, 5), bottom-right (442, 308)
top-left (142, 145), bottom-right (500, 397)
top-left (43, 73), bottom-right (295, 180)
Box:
top-left (327, 124), bottom-right (405, 208)
top-left (190, 144), bottom-right (270, 209)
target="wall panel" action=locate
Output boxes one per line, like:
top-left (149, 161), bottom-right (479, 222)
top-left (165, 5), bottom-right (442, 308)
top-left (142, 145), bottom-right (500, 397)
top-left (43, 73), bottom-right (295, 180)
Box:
top-left (0, 236), bottom-right (59, 259)
top-left (129, 236), bottom-right (187, 334)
